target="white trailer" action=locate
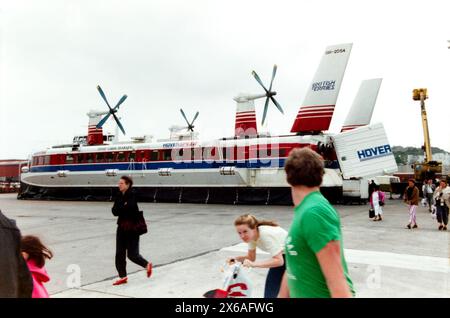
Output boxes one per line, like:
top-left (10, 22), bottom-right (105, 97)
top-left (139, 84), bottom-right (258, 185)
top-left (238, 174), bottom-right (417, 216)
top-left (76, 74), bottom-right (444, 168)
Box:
top-left (332, 123), bottom-right (398, 202)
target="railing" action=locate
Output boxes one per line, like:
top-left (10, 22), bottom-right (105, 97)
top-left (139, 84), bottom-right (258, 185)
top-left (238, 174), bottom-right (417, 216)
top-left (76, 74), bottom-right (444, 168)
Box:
top-left (128, 159), bottom-right (135, 171)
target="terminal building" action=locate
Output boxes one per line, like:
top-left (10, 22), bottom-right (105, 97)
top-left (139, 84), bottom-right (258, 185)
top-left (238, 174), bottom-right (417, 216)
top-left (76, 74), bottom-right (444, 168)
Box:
top-left (0, 159), bottom-right (28, 192)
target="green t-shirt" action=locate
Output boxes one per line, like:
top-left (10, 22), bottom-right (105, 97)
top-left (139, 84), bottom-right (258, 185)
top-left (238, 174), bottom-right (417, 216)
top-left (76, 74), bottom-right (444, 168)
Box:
top-left (285, 191), bottom-right (355, 298)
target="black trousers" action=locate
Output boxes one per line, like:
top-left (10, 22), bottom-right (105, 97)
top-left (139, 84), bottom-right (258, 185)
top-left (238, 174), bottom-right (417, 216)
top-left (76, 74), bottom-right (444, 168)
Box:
top-left (436, 204), bottom-right (449, 226)
top-left (115, 229), bottom-right (149, 278)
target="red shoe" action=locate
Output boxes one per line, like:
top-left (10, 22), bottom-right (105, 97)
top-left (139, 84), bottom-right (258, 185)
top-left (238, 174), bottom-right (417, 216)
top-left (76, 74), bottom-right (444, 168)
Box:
top-left (113, 277), bottom-right (128, 286)
top-left (146, 262), bottom-right (153, 278)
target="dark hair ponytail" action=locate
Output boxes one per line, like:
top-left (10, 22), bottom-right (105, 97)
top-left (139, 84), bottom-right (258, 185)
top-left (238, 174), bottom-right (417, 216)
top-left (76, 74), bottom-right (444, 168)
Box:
top-left (21, 235), bottom-right (53, 268)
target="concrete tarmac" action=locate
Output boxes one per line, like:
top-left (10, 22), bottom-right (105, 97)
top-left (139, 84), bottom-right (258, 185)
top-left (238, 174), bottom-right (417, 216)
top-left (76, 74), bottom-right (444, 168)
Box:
top-left (0, 193), bottom-right (448, 298)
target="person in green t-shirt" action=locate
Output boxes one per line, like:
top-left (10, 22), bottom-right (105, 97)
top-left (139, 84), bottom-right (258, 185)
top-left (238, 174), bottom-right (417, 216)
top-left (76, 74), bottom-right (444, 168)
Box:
top-left (279, 148), bottom-right (355, 298)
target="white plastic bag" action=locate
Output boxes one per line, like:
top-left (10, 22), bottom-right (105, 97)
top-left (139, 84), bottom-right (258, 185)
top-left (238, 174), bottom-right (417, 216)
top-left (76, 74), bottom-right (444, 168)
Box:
top-left (224, 262), bottom-right (253, 298)
top-left (431, 205), bottom-right (437, 220)
top-left (203, 261), bottom-right (253, 298)
top-left (421, 198), bottom-right (428, 207)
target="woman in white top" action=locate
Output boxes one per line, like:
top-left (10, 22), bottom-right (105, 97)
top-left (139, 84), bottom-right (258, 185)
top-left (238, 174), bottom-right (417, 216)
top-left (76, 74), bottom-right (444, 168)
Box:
top-left (433, 179), bottom-right (450, 231)
top-left (230, 214), bottom-right (287, 298)
top-left (371, 184), bottom-right (384, 221)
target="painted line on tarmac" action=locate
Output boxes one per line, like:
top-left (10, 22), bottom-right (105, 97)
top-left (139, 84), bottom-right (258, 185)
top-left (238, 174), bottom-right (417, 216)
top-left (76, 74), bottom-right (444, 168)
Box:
top-left (344, 249), bottom-right (449, 274)
top-left (51, 247), bottom-right (224, 297)
top-left (52, 287), bottom-right (131, 298)
top-left (221, 243), bottom-right (450, 273)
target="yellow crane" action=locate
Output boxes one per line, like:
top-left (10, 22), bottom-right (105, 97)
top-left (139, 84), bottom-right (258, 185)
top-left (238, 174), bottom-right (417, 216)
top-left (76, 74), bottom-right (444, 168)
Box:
top-left (412, 88), bottom-right (442, 182)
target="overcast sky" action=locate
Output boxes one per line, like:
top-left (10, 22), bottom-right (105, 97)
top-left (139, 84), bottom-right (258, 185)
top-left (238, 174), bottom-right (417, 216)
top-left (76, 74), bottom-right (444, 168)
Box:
top-left (1, 0), bottom-right (449, 159)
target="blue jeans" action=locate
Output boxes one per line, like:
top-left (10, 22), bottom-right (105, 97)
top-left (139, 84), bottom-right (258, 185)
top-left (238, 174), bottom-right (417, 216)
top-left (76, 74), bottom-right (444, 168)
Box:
top-left (264, 255), bottom-right (286, 298)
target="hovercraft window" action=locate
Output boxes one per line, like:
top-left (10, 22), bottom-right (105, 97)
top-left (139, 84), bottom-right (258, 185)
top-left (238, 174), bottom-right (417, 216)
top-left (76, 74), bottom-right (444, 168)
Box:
top-left (106, 152), bottom-right (114, 162)
top-left (66, 154), bottom-right (74, 164)
top-left (96, 153), bottom-right (105, 162)
top-left (86, 153), bottom-right (94, 163)
top-left (151, 150), bottom-right (158, 161)
top-left (163, 150), bottom-right (171, 161)
top-left (117, 152), bottom-right (126, 162)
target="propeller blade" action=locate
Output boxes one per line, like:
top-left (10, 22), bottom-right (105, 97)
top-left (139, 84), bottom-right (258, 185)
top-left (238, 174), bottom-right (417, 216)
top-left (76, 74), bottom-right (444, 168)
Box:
top-left (97, 85), bottom-right (113, 111)
top-left (180, 109), bottom-right (190, 127)
top-left (262, 97), bottom-right (270, 125)
top-left (190, 111), bottom-right (199, 126)
top-left (96, 113), bottom-right (112, 129)
top-left (252, 71), bottom-right (269, 93)
top-left (268, 65), bottom-right (277, 92)
top-left (113, 94), bottom-right (128, 110)
top-left (270, 96), bottom-right (284, 114)
top-left (112, 113), bottom-right (126, 135)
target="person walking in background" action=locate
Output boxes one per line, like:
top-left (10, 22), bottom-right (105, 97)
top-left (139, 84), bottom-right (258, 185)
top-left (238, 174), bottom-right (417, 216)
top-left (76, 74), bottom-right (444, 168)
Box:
top-left (371, 184), bottom-right (385, 221)
top-left (279, 148), bottom-right (354, 298)
top-left (230, 214), bottom-right (288, 298)
top-left (112, 175), bottom-right (152, 286)
top-left (368, 180), bottom-right (376, 200)
top-left (433, 179), bottom-right (450, 231)
top-left (404, 179), bottom-right (420, 229)
top-left (0, 210), bottom-right (33, 298)
top-left (21, 235), bottom-right (53, 298)
top-left (422, 179), bottom-right (435, 213)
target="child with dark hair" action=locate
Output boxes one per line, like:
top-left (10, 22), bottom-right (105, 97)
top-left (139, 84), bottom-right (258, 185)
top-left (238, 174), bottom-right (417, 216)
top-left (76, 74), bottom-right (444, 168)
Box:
top-left (21, 235), bottom-right (53, 298)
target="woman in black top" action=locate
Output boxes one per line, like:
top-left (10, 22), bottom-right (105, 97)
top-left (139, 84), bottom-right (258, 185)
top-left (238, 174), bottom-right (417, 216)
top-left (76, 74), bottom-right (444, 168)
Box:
top-left (112, 176), bottom-right (152, 285)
